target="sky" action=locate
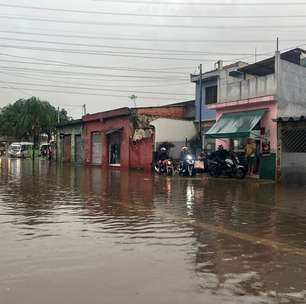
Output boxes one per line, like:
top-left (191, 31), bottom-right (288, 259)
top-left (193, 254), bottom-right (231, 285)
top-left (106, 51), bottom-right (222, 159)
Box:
top-left (0, 0), bottom-right (306, 118)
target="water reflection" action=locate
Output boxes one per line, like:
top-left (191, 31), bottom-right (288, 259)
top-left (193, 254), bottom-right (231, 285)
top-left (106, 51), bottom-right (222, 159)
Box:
top-left (1, 158), bottom-right (306, 303)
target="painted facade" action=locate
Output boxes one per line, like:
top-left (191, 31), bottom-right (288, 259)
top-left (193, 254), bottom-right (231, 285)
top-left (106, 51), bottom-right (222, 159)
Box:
top-left (191, 62), bottom-right (248, 151)
top-left (192, 48), bottom-right (306, 180)
top-left (56, 120), bottom-right (84, 163)
top-left (83, 108), bottom-right (133, 169)
top-left (82, 101), bottom-right (195, 171)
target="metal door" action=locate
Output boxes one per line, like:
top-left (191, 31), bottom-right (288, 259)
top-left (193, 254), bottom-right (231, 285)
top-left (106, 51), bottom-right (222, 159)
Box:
top-left (91, 132), bottom-right (102, 165)
top-left (75, 135), bottom-right (83, 163)
top-left (63, 135), bottom-right (71, 162)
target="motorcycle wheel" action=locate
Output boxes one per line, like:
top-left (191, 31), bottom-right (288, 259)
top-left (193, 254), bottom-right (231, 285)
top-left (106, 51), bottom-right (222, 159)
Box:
top-left (236, 168), bottom-right (246, 179)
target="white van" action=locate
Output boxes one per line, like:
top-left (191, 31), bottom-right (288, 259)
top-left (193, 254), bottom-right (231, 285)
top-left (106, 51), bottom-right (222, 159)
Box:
top-left (8, 142), bottom-right (33, 158)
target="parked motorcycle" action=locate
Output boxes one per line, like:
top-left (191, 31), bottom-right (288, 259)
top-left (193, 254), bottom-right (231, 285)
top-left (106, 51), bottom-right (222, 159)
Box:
top-left (154, 159), bottom-right (175, 176)
top-left (208, 154), bottom-right (246, 179)
top-left (179, 154), bottom-right (196, 177)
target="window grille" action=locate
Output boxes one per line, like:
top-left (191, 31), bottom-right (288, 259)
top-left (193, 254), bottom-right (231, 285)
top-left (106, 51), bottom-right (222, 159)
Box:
top-left (282, 129), bottom-right (306, 152)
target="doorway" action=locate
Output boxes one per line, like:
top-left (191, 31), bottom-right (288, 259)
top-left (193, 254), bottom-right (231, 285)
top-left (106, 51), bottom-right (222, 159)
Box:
top-left (108, 131), bottom-right (121, 166)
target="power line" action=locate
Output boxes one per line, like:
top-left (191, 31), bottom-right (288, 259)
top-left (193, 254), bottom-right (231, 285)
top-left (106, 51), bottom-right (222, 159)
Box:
top-left (0, 57), bottom-right (188, 75)
top-left (0, 78), bottom-right (31, 96)
top-left (1, 70), bottom-right (190, 88)
top-left (0, 67), bottom-right (189, 83)
top-left (0, 69), bottom-right (191, 86)
top-left (0, 14), bottom-right (306, 29)
top-left (0, 50), bottom-right (195, 72)
top-left (0, 36), bottom-right (253, 56)
top-left (0, 80), bottom-right (192, 96)
top-left (0, 44), bottom-right (220, 62)
top-left (0, 65), bottom-right (189, 80)
top-left (0, 29), bottom-right (303, 44)
top-left (93, 0), bottom-right (306, 5)
top-left (0, 85), bottom-right (187, 101)
top-left (1, 3), bottom-right (306, 19)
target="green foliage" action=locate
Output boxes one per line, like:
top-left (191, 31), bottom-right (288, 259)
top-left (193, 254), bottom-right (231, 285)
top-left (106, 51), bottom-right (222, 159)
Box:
top-left (0, 97), bottom-right (69, 146)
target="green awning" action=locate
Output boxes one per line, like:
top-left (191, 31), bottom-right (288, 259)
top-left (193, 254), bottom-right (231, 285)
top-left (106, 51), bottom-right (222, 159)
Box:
top-left (205, 109), bottom-right (266, 139)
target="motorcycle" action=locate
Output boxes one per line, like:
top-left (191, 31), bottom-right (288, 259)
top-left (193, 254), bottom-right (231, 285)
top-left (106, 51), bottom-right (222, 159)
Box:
top-left (154, 159), bottom-right (175, 176)
top-left (179, 154), bottom-right (196, 177)
top-left (208, 154), bottom-right (246, 179)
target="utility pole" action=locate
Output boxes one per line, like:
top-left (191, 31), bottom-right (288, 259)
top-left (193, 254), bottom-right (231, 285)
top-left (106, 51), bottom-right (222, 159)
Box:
top-left (255, 48), bottom-right (257, 63)
top-left (57, 106), bottom-right (60, 124)
top-left (276, 37), bottom-right (279, 52)
top-left (83, 104), bottom-right (87, 116)
top-left (199, 64), bottom-right (203, 150)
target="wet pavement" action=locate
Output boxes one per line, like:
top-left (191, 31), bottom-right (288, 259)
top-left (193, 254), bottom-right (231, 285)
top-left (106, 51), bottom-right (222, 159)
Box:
top-left (1, 158), bottom-right (306, 304)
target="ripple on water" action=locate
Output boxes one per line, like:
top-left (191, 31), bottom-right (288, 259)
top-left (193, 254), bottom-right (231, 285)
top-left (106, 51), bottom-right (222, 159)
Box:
top-left (1, 160), bottom-right (306, 303)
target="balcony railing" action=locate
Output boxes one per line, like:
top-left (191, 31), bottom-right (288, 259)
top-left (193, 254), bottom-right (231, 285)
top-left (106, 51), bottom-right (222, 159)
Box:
top-left (220, 74), bottom-right (276, 103)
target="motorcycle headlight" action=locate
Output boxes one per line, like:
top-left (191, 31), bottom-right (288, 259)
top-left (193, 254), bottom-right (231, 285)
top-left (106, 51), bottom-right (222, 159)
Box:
top-left (186, 155), bottom-right (192, 160)
top-left (167, 161), bottom-right (171, 165)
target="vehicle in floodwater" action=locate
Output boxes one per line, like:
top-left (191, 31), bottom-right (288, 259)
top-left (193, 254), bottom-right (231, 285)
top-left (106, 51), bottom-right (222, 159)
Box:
top-left (8, 142), bottom-right (33, 158)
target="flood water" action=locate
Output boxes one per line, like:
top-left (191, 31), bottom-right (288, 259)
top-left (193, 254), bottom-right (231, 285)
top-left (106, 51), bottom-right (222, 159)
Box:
top-left (1, 159), bottom-right (306, 304)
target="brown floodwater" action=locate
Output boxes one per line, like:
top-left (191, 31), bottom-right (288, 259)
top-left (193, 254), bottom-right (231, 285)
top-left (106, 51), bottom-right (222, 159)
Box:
top-left (1, 158), bottom-right (306, 304)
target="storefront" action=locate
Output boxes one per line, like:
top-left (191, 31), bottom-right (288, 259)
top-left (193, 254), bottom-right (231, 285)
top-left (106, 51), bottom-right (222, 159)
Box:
top-left (205, 97), bottom-right (277, 180)
top-left (56, 119), bottom-right (84, 163)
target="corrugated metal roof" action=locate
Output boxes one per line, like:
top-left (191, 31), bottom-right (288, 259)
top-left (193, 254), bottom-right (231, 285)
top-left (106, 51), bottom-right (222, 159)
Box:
top-left (276, 116), bottom-right (306, 122)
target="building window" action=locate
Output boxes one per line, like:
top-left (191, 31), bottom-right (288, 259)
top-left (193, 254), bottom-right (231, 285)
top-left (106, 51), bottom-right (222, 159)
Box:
top-left (205, 86), bottom-right (217, 104)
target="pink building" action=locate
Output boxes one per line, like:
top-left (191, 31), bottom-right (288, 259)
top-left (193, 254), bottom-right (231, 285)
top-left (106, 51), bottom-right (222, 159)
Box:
top-left (193, 48), bottom-right (306, 180)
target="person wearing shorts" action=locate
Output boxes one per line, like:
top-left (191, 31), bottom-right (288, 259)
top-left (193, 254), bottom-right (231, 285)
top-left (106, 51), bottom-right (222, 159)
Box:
top-left (245, 139), bottom-right (257, 176)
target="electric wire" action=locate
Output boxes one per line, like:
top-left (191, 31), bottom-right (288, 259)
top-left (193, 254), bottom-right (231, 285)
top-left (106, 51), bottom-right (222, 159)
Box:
top-left (1, 70), bottom-right (190, 88)
top-left (0, 36), bottom-right (253, 56)
top-left (0, 44), bottom-right (221, 62)
top-left (0, 29), bottom-right (303, 44)
top-left (0, 80), bottom-right (192, 96)
top-left (0, 65), bottom-right (189, 80)
top-left (1, 3), bottom-right (306, 19)
top-left (0, 14), bottom-right (305, 29)
top-left (92, 0), bottom-right (306, 6)
top-left (0, 85), bottom-right (188, 101)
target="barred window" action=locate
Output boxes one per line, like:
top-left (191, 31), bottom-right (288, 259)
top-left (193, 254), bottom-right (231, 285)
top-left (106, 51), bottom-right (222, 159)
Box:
top-left (282, 129), bottom-right (306, 152)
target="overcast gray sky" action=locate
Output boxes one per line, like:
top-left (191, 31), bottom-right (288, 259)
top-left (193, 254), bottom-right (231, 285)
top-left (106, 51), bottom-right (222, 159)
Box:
top-left (0, 0), bottom-right (306, 117)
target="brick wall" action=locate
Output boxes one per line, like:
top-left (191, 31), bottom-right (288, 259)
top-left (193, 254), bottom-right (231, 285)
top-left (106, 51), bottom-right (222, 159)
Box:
top-left (136, 107), bottom-right (186, 119)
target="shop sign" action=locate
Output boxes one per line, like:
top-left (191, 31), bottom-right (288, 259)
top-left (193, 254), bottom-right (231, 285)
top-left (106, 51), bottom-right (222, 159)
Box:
top-left (262, 142), bottom-right (271, 156)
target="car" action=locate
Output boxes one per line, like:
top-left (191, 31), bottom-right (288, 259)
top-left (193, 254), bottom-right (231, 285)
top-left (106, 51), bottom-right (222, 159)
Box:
top-left (8, 142), bottom-right (33, 158)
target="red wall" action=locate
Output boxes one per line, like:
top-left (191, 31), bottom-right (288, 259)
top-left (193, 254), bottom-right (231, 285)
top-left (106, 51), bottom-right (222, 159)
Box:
top-left (83, 115), bottom-right (132, 170)
top-left (83, 105), bottom-right (189, 171)
top-left (129, 137), bottom-right (154, 171)
top-left (83, 114), bottom-right (154, 170)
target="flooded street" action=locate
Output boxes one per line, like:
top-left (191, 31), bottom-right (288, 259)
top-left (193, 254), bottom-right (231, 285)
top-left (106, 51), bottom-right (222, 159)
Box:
top-left (1, 159), bottom-right (306, 303)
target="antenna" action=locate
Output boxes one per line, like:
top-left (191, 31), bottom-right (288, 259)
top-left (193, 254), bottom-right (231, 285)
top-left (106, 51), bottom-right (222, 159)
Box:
top-left (129, 94), bottom-right (138, 107)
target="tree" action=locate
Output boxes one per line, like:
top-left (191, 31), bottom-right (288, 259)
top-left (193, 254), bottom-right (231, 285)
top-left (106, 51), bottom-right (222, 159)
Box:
top-left (0, 97), bottom-right (70, 147)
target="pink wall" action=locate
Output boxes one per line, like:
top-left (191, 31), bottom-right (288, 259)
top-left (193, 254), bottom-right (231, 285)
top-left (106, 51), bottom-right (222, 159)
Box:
top-left (212, 97), bottom-right (278, 152)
